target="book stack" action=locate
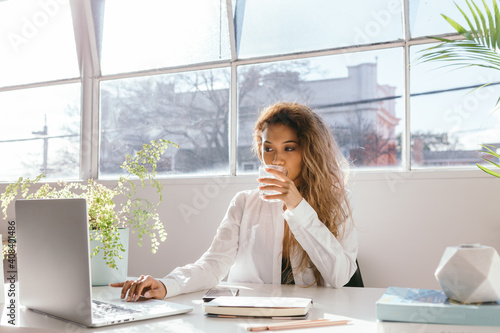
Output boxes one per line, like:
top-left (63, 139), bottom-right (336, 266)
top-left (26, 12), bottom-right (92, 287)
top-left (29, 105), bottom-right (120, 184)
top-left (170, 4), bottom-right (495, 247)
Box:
top-left (376, 287), bottom-right (500, 326)
top-left (203, 296), bottom-right (313, 318)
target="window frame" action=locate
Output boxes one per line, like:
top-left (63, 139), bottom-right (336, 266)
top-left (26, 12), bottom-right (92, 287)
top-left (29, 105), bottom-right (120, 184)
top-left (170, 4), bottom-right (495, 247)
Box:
top-left (0, 0), bottom-right (493, 184)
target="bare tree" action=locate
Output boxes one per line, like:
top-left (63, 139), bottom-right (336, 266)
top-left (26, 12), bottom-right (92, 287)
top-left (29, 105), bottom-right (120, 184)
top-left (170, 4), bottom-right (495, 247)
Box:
top-left (99, 61), bottom-right (314, 174)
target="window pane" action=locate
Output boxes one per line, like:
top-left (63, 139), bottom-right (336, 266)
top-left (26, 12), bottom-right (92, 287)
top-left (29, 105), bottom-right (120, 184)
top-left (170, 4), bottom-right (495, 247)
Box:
top-left (101, 0), bottom-right (231, 74)
top-left (0, 84), bottom-right (81, 181)
top-left (0, 0), bottom-right (79, 87)
top-left (237, 48), bottom-right (404, 173)
top-left (410, 0), bottom-right (470, 38)
top-left (410, 45), bottom-right (500, 168)
top-left (235, 0), bottom-right (403, 58)
top-left (99, 68), bottom-right (231, 177)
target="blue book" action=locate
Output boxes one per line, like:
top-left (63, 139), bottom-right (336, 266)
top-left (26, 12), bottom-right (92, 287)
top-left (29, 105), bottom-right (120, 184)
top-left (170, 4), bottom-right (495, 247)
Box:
top-left (376, 287), bottom-right (500, 326)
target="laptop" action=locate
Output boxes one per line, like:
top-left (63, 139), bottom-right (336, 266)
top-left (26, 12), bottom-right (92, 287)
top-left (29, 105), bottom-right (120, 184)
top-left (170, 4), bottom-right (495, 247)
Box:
top-left (15, 198), bottom-right (193, 327)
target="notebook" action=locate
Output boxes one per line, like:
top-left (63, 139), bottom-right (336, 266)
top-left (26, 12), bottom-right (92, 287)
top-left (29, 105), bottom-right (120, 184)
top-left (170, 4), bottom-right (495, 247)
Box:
top-left (204, 296), bottom-right (313, 317)
top-left (15, 198), bottom-right (193, 327)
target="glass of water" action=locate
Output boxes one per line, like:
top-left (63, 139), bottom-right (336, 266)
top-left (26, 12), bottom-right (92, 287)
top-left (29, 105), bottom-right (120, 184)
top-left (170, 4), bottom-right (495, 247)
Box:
top-left (258, 165), bottom-right (288, 202)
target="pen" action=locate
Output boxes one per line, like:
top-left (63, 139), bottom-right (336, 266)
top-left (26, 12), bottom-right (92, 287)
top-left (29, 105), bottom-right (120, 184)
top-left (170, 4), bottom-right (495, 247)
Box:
top-left (246, 319), bottom-right (351, 331)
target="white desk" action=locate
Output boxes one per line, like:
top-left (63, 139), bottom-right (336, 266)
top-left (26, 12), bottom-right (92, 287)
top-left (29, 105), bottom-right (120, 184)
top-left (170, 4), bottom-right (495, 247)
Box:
top-left (0, 283), bottom-right (497, 332)
top-left (0, 283), bottom-right (378, 332)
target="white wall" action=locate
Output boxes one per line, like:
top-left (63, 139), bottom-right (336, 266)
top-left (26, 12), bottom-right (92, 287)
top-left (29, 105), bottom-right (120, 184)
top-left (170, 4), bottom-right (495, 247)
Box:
top-left (349, 171), bottom-right (500, 289)
top-left (2, 171), bottom-right (499, 290)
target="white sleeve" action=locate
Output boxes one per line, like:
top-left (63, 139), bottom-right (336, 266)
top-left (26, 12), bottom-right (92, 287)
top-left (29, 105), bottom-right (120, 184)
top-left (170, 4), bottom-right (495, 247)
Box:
top-left (283, 199), bottom-right (358, 288)
top-left (159, 193), bottom-right (245, 298)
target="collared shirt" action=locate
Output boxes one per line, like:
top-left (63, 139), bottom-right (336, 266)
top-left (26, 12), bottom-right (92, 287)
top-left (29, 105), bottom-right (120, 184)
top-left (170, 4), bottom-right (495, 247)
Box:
top-left (160, 189), bottom-right (358, 298)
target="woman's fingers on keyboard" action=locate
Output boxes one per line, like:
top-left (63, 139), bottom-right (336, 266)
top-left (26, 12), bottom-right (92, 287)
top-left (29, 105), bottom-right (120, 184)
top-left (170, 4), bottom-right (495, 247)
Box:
top-left (113, 276), bottom-right (163, 302)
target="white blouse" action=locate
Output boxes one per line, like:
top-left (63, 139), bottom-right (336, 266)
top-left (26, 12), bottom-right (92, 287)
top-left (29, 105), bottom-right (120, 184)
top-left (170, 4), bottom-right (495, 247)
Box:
top-left (160, 189), bottom-right (358, 298)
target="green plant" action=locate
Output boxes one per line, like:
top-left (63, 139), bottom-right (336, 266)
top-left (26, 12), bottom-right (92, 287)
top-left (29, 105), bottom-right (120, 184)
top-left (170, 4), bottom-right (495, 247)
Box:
top-left (1, 139), bottom-right (178, 267)
top-left (418, 0), bottom-right (500, 74)
top-left (478, 144), bottom-right (500, 177)
top-left (418, 0), bottom-right (500, 178)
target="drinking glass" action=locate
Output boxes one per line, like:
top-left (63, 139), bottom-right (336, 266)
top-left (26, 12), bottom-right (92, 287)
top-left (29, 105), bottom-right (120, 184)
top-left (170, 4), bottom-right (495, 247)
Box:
top-left (258, 165), bottom-right (288, 202)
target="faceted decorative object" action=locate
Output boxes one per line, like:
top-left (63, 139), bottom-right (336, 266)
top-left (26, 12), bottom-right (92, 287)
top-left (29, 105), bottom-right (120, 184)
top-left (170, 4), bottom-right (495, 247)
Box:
top-left (435, 244), bottom-right (500, 303)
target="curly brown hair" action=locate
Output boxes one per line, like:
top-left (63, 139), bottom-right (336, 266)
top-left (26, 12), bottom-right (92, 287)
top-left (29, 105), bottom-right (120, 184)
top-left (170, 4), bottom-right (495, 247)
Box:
top-left (252, 102), bottom-right (352, 285)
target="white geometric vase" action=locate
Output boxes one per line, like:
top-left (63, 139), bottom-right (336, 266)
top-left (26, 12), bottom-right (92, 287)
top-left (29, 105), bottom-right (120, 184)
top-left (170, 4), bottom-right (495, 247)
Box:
top-left (435, 244), bottom-right (500, 303)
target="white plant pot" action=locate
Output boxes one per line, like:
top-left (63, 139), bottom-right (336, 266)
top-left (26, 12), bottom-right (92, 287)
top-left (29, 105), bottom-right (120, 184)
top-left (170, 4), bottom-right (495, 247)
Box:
top-left (89, 228), bottom-right (129, 286)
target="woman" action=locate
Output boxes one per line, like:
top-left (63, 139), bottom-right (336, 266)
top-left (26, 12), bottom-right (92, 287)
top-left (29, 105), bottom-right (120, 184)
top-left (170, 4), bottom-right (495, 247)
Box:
top-left (111, 102), bottom-right (358, 302)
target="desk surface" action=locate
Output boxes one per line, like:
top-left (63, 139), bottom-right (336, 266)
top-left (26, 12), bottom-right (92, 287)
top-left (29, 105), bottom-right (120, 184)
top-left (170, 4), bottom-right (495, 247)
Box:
top-left (0, 283), bottom-right (381, 332)
top-left (1, 283), bottom-right (497, 333)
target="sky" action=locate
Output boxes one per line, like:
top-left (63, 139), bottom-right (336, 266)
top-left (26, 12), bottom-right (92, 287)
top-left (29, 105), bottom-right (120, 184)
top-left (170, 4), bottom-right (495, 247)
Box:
top-left (0, 0), bottom-right (78, 87)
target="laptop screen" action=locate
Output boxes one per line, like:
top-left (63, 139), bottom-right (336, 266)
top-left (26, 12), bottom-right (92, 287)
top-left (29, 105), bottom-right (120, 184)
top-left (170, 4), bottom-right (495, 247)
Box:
top-left (15, 198), bottom-right (94, 327)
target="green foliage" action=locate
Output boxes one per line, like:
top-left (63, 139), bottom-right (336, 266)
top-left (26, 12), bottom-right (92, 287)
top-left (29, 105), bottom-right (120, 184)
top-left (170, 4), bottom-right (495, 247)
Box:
top-left (418, 0), bottom-right (500, 178)
top-left (1, 139), bottom-right (178, 268)
top-left (418, 0), bottom-right (500, 73)
top-left (477, 144), bottom-right (500, 178)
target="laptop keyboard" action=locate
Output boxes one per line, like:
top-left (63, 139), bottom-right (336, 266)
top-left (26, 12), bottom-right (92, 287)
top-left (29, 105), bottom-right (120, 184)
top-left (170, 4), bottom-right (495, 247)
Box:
top-left (92, 300), bottom-right (140, 320)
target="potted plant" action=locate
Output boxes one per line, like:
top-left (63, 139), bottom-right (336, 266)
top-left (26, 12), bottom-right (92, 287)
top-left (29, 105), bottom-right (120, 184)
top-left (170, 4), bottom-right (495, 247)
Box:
top-left (1, 139), bottom-right (177, 284)
top-left (417, 0), bottom-right (500, 178)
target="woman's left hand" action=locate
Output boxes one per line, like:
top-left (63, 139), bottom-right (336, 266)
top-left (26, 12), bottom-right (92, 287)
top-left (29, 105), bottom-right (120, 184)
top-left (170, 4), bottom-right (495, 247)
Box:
top-left (258, 168), bottom-right (303, 210)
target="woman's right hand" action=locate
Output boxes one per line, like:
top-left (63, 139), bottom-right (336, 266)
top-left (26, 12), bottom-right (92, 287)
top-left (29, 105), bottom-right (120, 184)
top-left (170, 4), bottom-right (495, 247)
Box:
top-left (110, 275), bottom-right (167, 302)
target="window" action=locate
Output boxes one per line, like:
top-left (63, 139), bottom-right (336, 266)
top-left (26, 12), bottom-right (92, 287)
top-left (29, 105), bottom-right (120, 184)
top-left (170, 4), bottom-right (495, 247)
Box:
top-left (99, 68), bottom-right (231, 177)
top-left (235, 0), bottom-right (403, 58)
top-left (0, 84), bottom-right (81, 180)
top-left (410, 44), bottom-right (500, 168)
top-left (0, 0), bottom-right (79, 87)
top-left (100, 0), bottom-right (231, 74)
top-left (0, 0), bottom-right (80, 182)
top-left (236, 48), bottom-right (404, 173)
top-left (409, 0), bottom-right (469, 38)
top-left (1, 0), bottom-right (499, 182)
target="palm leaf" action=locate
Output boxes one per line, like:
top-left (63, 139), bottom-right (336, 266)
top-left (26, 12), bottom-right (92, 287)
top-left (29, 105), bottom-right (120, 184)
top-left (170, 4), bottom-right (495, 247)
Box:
top-left (464, 0), bottom-right (484, 42)
top-left (418, 0), bottom-right (500, 67)
top-left (480, 144), bottom-right (500, 157)
top-left (419, 40), bottom-right (500, 71)
top-left (418, 1), bottom-right (500, 179)
top-left (481, 155), bottom-right (500, 168)
top-left (477, 144), bottom-right (500, 178)
top-left (472, 0), bottom-right (490, 45)
top-left (484, 0), bottom-right (497, 46)
top-left (477, 163), bottom-right (500, 177)
top-left (494, 0), bottom-right (500, 48)
top-left (442, 13), bottom-right (473, 39)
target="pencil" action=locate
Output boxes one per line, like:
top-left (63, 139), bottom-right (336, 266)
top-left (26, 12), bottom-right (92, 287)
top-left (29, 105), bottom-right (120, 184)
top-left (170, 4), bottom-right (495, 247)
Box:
top-left (246, 319), bottom-right (351, 331)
